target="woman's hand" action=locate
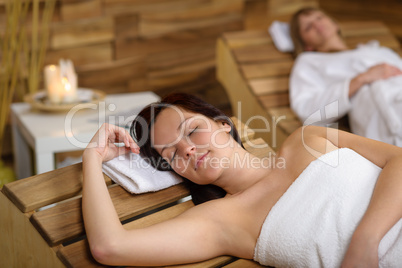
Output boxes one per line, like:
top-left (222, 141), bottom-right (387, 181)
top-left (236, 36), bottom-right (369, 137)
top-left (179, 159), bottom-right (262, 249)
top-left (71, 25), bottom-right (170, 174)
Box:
top-left (349, 63), bottom-right (402, 97)
top-left (83, 123), bottom-right (140, 163)
top-left (362, 63), bottom-right (402, 84)
top-left (341, 231), bottom-right (379, 268)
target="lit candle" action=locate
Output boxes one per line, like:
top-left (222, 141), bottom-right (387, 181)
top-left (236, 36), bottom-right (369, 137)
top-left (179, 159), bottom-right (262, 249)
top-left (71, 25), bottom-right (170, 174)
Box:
top-left (44, 65), bottom-right (63, 104)
top-left (61, 77), bottom-right (77, 103)
top-left (59, 59), bottom-right (78, 103)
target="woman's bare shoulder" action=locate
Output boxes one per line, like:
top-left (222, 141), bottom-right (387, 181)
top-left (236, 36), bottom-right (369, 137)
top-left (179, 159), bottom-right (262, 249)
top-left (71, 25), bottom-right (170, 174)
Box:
top-left (278, 126), bottom-right (339, 177)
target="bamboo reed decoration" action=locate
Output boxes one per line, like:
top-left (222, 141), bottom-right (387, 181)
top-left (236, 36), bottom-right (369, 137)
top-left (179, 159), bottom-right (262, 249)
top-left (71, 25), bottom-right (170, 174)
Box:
top-left (0, 0), bottom-right (55, 174)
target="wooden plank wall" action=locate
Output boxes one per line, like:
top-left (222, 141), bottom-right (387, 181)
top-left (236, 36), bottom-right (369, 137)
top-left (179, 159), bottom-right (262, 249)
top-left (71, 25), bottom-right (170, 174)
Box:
top-left (0, 0), bottom-right (246, 113)
top-left (321, 0), bottom-right (402, 47)
top-left (245, 0), bottom-right (318, 31)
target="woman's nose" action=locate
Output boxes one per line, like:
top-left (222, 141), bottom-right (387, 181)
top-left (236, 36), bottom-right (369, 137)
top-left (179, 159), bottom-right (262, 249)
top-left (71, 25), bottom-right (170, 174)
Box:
top-left (311, 20), bottom-right (319, 29)
top-left (312, 19), bottom-right (323, 31)
top-left (178, 140), bottom-right (196, 158)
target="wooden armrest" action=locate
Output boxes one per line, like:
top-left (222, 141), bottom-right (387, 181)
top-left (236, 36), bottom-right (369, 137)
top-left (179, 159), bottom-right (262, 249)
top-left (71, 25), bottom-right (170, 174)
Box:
top-left (2, 163), bottom-right (92, 213)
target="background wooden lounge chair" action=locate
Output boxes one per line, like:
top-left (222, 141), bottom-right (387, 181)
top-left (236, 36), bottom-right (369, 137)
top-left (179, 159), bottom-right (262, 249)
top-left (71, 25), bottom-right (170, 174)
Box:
top-left (217, 20), bottom-right (401, 150)
top-left (0, 118), bottom-right (273, 268)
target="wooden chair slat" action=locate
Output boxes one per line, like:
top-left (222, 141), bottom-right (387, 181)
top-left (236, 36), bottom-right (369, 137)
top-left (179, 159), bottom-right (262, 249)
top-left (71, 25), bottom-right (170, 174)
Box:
top-left (233, 45), bottom-right (292, 63)
top-left (1, 163), bottom-right (104, 213)
top-left (268, 106), bottom-right (298, 121)
top-left (222, 30), bottom-right (269, 42)
top-left (167, 256), bottom-right (234, 268)
top-left (223, 30), bottom-right (271, 48)
top-left (249, 77), bottom-right (289, 96)
top-left (109, 183), bottom-right (189, 222)
top-left (258, 93), bottom-right (290, 109)
top-left (57, 240), bottom-right (101, 268)
top-left (31, 183), bottom-right (190, 246)
top-left (223, 259), bottom-right (266, 268)
top-left (124, 200), bottom-right (194, 228)
top-left (241, 60), bottom-right (293, 79)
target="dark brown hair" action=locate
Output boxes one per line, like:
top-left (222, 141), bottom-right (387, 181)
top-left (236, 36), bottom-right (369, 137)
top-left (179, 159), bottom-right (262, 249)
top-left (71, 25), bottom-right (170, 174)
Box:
top-left (130, 93), bottom-right (244, 205)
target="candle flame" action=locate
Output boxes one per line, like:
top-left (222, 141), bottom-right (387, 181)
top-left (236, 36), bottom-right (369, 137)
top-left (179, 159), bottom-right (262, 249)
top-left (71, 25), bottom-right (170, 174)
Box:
top-left (62, 77), bottom-right (71, 91)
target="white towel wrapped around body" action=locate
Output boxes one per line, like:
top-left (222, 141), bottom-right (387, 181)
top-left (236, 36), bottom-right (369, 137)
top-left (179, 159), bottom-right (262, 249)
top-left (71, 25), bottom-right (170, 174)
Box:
top-left (102, 153), bottom-right (182, 194)
top-left (254, 148), bottom-right (402, 267)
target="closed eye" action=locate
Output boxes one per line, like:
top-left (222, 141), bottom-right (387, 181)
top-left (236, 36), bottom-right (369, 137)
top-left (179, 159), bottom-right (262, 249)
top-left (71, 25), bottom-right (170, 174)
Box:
top-left (170, 150), bottom-right (177, 163)
top-left (189, 126), bottom-right (198, 136)
top-left (170, 126), bottom-right (198, 163)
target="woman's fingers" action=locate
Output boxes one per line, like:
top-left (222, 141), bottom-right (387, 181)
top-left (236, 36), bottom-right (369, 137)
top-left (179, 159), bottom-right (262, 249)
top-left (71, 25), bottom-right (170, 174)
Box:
top-left (377, 64), bottom-right (401, 78)
top-left (382, 64), bottom-right (402, 78)
top-left (110, 124), bottom-right (140, 154)
top-left (363, 63), bottom-right (402, 84)
top-left (85, 123), bottom-right (140, 163)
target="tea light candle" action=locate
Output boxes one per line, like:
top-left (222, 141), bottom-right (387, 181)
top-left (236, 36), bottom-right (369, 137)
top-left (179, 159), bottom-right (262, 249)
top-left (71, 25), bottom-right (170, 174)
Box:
top-left (44, 65), bottom-right (63, 104)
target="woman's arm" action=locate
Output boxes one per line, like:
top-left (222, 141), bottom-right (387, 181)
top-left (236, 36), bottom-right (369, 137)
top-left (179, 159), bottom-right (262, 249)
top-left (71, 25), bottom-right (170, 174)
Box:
top-left (297, 126), bottom-right (402, 267)
top-left (341, 155), bottom-right (402, 267)
top-left (82, 123), bottom-right (139, 263)
top-left (82, 123), bottom-right (228, 266)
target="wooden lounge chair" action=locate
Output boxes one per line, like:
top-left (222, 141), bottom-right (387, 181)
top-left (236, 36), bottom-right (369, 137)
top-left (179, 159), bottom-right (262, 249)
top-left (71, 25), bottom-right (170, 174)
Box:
top-left (0, 118), bottom-right (272, 268)
top-left (217, 20), bottom-right (401, 150)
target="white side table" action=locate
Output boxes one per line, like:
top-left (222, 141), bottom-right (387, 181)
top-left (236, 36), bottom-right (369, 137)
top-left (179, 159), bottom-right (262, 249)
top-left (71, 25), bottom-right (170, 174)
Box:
top-left (11, 91), bottom-right (160, 179)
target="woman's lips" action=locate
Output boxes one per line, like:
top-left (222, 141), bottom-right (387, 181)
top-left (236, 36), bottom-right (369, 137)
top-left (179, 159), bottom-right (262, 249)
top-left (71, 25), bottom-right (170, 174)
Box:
top-left (195, 151), bottom-right (209, 170)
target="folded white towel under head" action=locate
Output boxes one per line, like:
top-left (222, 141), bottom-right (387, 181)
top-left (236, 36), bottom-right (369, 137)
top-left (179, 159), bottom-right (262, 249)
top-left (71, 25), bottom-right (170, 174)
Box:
top-left (268, 21), bottom-right (294, 52)
top-left (102, 153), bottom-right (183, 194)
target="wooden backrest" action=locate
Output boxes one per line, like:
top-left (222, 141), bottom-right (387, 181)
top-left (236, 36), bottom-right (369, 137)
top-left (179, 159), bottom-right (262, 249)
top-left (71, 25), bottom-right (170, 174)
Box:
top-left (1, 118), bottom-right (271, 267)
top-left (217, 21), bottom-right (401, 148)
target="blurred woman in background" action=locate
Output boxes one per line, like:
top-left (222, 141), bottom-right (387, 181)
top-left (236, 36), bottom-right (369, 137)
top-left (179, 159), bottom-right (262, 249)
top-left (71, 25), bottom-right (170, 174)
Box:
top-left (289, 7), bottom-right (402, 145)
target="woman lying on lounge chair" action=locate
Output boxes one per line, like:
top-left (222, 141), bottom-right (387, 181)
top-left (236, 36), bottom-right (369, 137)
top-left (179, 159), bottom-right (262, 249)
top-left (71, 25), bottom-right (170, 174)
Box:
top-left (82, 93), bottom-right (402, 267)
top-left (289, 7), bottom-right (402, 146)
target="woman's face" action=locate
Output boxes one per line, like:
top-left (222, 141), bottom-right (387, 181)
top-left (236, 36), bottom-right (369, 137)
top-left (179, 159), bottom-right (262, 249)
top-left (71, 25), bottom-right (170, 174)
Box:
top-left (151, 106), bottom-right (233, 185)
top-left (298, 10), bottom-right (339, 51)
